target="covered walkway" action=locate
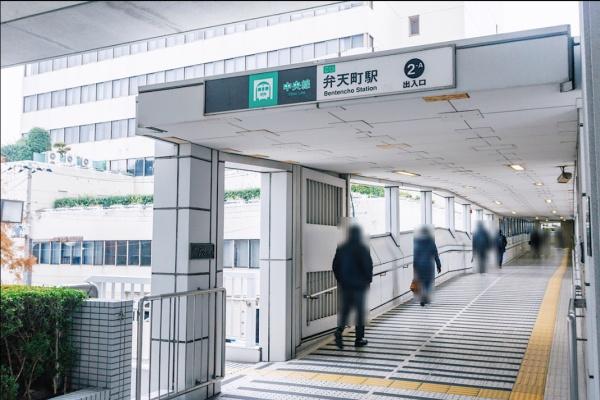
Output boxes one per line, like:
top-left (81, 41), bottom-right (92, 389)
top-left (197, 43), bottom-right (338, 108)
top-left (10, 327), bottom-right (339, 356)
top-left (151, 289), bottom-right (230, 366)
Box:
top-left (219, 250), bottom-right (570, 400)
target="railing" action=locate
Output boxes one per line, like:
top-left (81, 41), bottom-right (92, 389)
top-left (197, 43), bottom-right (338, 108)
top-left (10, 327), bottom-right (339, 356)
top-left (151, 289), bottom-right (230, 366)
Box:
top-left (135, 288), bottom-right (226, 400)
top-left (226, 296), bottom-right (259, 347)
top-left (568, 298), bottom-right (579, 400)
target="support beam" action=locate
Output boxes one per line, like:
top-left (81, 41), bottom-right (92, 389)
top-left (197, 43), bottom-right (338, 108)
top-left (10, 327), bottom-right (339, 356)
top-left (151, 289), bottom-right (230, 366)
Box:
top-left (445, 196), bottom-right (455, 232)
top-left (260, 171), bottom-right (293, 361)
top-left (385, 186), bottom-right (400, 239)
top-left (151, 142), bottom-right (225, 399)
top-left (420, 190), bottom-right (432, 225)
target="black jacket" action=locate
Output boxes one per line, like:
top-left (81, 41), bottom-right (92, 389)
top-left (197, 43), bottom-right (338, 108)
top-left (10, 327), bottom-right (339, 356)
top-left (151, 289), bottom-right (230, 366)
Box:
top-left (332, 240), bottom-right (373, 290)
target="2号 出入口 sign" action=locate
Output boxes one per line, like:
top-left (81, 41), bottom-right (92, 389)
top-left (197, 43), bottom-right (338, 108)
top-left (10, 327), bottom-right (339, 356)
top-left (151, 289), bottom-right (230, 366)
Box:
top-left (205, 66), bottom-right (316, 113)
top-left (316, 46), bottom-right (455, 101)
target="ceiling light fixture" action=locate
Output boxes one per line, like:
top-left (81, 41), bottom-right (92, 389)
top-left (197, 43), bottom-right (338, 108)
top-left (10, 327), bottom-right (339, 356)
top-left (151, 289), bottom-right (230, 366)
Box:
top-left (545, 199), bottom-right (552, 204)
top-left (552, 210), bottom-right (557, 214)
top-left (394, 170), bottom-right (420, 177)
top-left (511, 211), bottom-right (517, 214)
top-left (509, 164), bottom-right (525, 171)
top-left (557, 166), bottom-right (573, 183)
top-left (464, 185), bottom-right (475, 189)
top-left (494, 200), bottom-right (502, 205)
top-left (534, 182), bottom-right (544, 186)
top-left (535, 217), bottom-right (539, 220)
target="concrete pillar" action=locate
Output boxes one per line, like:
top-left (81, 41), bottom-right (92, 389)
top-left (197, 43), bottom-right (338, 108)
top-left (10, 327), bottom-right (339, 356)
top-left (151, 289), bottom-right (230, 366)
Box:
top-left (464, 204), bottom-right (472, 233)
top-left (445, 197), bottom-right (455, 232)
top-left (580, 2), bottom-right (600, 397)
top-left (260, 171), bottom-right (293, 361)
top-left (420, 190), bottom-right (432, 225)
top-left (385, 186), bottom-right (400, 239)
top-left (150, 142), bottom-right (225, 399)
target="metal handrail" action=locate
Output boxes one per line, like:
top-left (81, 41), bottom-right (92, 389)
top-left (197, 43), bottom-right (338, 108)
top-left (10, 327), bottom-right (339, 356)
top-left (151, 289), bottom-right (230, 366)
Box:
top-left (568, 298), bottom-right (579, 400)
top-left (135, 287), bottom-right (226, 400)
top-left (304, 285), bottom-right (337, 300)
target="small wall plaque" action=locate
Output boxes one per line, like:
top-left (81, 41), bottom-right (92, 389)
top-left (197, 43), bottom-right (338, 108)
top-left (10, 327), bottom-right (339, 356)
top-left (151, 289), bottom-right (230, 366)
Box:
top-left (190, 243), bottom-right (215, 260)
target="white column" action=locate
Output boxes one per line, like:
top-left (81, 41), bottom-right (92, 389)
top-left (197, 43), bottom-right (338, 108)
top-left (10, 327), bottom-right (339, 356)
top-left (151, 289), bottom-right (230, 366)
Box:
top-left (260, 171), bottom-right (293, 361)
top-left (464, 204), bottom-right (472, 233)
top-left (385, 186), bottom-right (400, 239)
top-left (445, 196), bottom-right (455, 232)
top-left (420, 190), bottom-right (432, 225)
top-left (150, 142), bottom-right (225, 399)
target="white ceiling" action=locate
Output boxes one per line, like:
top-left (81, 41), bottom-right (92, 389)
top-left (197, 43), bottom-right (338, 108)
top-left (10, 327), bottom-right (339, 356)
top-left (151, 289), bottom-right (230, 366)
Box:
top-left (158, 83), bottom-right (579, 218)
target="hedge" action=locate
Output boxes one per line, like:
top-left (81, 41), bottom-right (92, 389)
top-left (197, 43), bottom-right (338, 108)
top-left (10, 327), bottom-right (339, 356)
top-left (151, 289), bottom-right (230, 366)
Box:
top-left (0, 286), bottom-right (87, 399)
top-left (224, 188), bottom-right (261, 202)
top-left (53, 194), bottom-right (153, 208)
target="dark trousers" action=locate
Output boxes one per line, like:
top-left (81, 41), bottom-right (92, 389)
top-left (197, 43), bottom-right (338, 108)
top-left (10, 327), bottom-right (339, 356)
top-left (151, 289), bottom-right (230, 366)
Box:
top-left (337, 288), bottom-right (366, 340)
top-left (497, 250), bottom-right (505, 266)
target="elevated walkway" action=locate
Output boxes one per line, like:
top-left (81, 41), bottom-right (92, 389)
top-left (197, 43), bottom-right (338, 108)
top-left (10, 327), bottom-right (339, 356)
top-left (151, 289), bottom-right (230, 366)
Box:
top-left (217, 249), bottom-right (570, 400)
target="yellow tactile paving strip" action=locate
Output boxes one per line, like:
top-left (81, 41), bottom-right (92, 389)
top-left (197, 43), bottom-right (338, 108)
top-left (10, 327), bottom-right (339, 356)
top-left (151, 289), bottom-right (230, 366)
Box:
top-left (509, 252), bottom-right (569, 400)
top-left (240, 254), bottom-right (569, 400)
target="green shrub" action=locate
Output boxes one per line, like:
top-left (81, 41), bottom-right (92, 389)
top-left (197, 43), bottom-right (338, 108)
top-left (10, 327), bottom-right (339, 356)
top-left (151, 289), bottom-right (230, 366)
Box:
top-left (351, 184), bottom-right (384, 198)
top-left (224, 188), bottom-right (261, 202)
top-left (53, 194), bottom-right (154, 208)
top-left (0, 286), bottom-right (87, 399)
top-left (1, 128), bottom-right (51, 162)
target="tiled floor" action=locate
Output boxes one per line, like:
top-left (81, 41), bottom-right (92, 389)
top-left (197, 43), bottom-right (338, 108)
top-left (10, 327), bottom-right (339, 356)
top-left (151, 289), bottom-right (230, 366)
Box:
top-left (217, 249), bottom-right (569, 400)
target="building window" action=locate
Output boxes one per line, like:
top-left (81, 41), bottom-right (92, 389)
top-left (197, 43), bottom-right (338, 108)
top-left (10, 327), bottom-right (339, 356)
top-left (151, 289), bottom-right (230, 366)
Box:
top-left (257, 52), bottom-right (269, 68)
top-left (51, 90), bottom-right (66, 108)
top-left (214, 60), bottom-right (224, 75)
top-left (96, 81), bottom-right (113, 101)
top-left (129, 75), bottom-right (147, 95)
top-left (165, 68), bottom-right (184, 82)
top-left (38, 60), bottom-right (53, 73)
top-left (68, 54), bottom-right (82, 67)
top-left (79, 124), bottom-right (95, 143)
top-left (302, 44), bottom-right (315, 60)
top-left (25, 63), bottom-right (39, 76)
top-left (51, 242), bottom-right (61, 264)
top-left (278, 48), bottom-right (290, 66)
top-left (166, 34), bottom-right (185, 47)
top-left (141, 241), bottom-right (151, 266)
top-left (128, 118), bottom-right (136, 137)
top-left (74, 242), bottom-right (84, 264)
top-left (225, 58), bottom-right (235, 74)
top-left (184, 64), bottom-right (204, 80)
top-left (66, 87), bottom-right (81, 106)
top-left (93, 241), bottom-right (104, 265)
top-left (128, 240), bottom-right (140, 265)
top-left (147, 71), bottom-right (165, 85)
top-left (61, 242), bottom-right (72, 264)
top-left (112, 78), bottom-right (129, 98)
top-left (37, 92), bottom-right (51, 110)
top-left (82, 51), bottom-right (98, 64)
top-left (116, 241), bottom-right (127, 265)
top-left (249, 240), bottom-right (259, 268)
top-left (23, 95), bottom-right (37, 112)
top-left (81, 84), bottom-right (96, 103)
top-left (409, 15), bottom-right (420, 36)
top-left (351, 34), bottom-right (364, 48)
top-left (97, 48), bottom-right (114, 61)
top-left (111, 119), bottom-right (128, 139)
top-left (315, 41), bottom-right (327, 58)
top-left (40, 242), bottom-right (51, 264)
top-left (267, 51), bottom-right (278, 67)
top-left (144, 158), bottom-right (154, 176)
top-left (185, 29), bottom-right (204, 43)
top-left (104, 241), bottom-right (116, 265)
top-left (65, 126), bottom-right (80, 144)
top-left (82, 241), bottom-right (94, 264)
top-left (50, 128), bottom-right (65, 144)
top-left (95, 122), bottom-right (111, 141)
top-left (147, 37), bottom-right (166, 50)
top-left (130, 41), bottom-right (147, 54)
top-left (134, 159), bottom-right (144, 176)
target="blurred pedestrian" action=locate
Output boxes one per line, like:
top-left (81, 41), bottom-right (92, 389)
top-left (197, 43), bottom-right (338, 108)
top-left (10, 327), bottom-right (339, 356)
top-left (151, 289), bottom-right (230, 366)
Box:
top-left (413, 225), bottom-right (441, 307)
top-left (496, 230), bottom-right (508, 268)
top-left (332, 225), bottom-right (373, 349)
top-left (530, 228), bottom-right (542, 258)
top-left (473, 222), bottom-right (491, 273)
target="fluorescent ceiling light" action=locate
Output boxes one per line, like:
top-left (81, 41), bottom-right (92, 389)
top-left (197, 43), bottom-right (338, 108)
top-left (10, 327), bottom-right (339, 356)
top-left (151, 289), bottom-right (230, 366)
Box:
top-left (494, 200), bottom-right (502, 205)
top-left (535, 217), bottom-right (539, 220)
top-left (511, 211), bottom-right (517, 214)
top-left (545, 199), bottom-right (552, 203)
top-left (552, 210), bottom-right (557, 214)
top-left (509, 164), bottom-right (525, 171)
top-left (394, 170), bottom-right (420, 177)
top-left (464, 185), bottom-right (475, 189)
top-left (534, 182), bottom-right (544, 186)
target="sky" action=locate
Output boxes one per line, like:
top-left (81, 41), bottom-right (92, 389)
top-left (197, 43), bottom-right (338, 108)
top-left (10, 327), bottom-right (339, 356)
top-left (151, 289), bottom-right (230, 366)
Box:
top-left (0, 1), bottom-right (581, 146)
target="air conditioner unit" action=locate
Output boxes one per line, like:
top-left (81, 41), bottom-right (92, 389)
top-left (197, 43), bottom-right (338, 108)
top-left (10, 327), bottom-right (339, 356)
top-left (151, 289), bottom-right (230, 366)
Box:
top-left (77, 157), bottom-right (91, 168)
top-left (47, 151), bottom-right (60, 164)
top-left (65, 153), bottom-right (76, 166)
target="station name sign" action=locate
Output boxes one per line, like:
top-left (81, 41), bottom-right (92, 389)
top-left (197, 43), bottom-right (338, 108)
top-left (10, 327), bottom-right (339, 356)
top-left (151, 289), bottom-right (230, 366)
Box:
top-left (204, 46), bottom-right (454, 114)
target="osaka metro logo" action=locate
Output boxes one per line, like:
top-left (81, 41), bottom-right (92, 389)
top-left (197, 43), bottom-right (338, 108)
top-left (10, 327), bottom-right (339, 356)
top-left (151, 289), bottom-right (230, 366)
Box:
top-left (253, 79), bottom-right (273, 102)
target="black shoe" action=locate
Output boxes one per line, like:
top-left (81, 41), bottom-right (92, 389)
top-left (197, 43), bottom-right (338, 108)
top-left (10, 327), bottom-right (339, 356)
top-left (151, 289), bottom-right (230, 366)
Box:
top-left (420, 301), bottom-right (425, 307)
top-left (334, 331), bottom-right (344, 349)
top-left (355, 339), bottom-right (368, 347)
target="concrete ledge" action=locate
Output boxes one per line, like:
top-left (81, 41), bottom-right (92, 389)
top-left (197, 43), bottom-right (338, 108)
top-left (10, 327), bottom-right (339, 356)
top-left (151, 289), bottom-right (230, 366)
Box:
top-left (53, 388), bottom-right (110, 400)
top-left (226, 343), bottom-right (262, 362)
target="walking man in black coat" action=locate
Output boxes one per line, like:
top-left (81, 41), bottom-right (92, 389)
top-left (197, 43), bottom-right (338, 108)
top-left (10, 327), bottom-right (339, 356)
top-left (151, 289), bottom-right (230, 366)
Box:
top-left (496, 230), bottom-right (508, 268)
top-left (333, 225), bottom-right (373, 349)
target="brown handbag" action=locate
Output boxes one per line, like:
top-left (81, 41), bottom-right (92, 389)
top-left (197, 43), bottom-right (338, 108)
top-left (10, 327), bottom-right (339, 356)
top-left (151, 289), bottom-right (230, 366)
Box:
top-left (410, 279), bottom-right (420, 293)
